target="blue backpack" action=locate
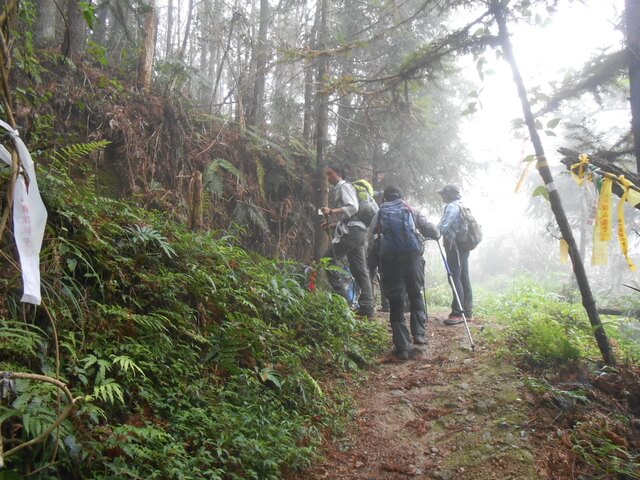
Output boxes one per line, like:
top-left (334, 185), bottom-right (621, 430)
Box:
top-left (377, 199), bottom-right (424, 259)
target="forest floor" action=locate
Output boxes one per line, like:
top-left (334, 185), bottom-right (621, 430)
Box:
top-left (290, 312), bottom-right (558, 480)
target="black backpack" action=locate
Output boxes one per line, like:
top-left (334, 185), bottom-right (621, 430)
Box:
top-left (456, 204), bottom-right (482, 250)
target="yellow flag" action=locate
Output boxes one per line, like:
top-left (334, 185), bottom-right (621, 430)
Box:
top-left (596, 178), bottom-right (613, 242)
top-left (560, 238), bottom-right (569, 264)
top-left (626, 188), bottom-right (640, 208)
top-left (592, 178), bottom-right (613, 265)
top-left (616, 176), bottom-right (637, 271)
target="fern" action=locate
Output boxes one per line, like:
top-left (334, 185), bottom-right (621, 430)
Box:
top-left (110, 355), bottom-right (145, 377)
top-left (232, 202), bottom-right (270, 237)
top-left (92, 378), bottom-right (125, 405)
top-left (0, 320), bottom-right (47, 359)
top-left (52, 140), bottom-right (111, 164)
top-left (203, 158), bottom-right (244, 199)
top-left (124, 224), bottom-right (176, 258)
top-left (256, 159), bottom-right (266, 200)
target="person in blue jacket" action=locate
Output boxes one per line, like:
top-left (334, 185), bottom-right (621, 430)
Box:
top-left (437, 184), bottom-right (473, 325)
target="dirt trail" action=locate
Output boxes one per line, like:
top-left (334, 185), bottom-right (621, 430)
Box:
top-left (294, 313), bottom-right (541, 480)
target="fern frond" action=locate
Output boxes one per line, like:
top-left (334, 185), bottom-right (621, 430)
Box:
top-left (92, 379), bottom-right (125, 405)
top-left (232, 202), bottom-right (270, 237)
top-left (110, 355), bottom-right (145, 377)
top-left (204, 158), bottom-right (244, 199)
top-left (52, 140), bottom-right (111, 164)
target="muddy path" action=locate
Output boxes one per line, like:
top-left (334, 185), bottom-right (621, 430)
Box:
top-left (293, 313), bottom-right (542, 480)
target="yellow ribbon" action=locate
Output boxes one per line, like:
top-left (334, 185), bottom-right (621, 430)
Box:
top-left (616, 176), bottom-right (637, 271)
top-left (559, 238), bottom-right (569, 264)
top-left (592, 177), bottom-right (613, 265)
top-left (570, 154), bottom-right (590, 185)
top-left (627, 188), bottom-right (640, 208)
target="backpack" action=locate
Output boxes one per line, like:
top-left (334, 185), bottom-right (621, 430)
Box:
top-left (352, 179), bottom-right (378, 227)
top-left (456, 204), bottom-right (482, 250)
top-left (377, 199), bottom-right (424, 259)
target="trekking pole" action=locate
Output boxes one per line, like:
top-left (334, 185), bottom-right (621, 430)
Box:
top-left (422, 257), bottom-right (428, 320)
top-left (436, 238), bottom-right (475, 351)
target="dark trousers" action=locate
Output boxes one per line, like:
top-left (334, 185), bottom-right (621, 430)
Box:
top-left (444, 240), bottom-right (472, 316)
top-left (368, 263), bottom-right (390, 310)
top-left (380, 255), bottom-right (426, 354)
top-left (324, 228), bottom-right (373, 310)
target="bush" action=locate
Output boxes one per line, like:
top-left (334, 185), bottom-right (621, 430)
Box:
top-left (0, 180), bottom-right (388, 479)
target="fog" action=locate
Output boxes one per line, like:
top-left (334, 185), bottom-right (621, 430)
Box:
top-left (424, 0), bottom-right (638, 298)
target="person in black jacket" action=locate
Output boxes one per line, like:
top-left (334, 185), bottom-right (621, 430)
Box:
top-left (368, 186), bottom-right (439, 361)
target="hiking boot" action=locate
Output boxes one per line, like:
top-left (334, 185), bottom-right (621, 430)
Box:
top-left (355, 307), bottom-right (374, 318)
top-left (444, 315), bottom-right (464, 326)
top-left (413, 335), bottom-right (427, 345)
top-left (395, 350), bottom-right (410, 361)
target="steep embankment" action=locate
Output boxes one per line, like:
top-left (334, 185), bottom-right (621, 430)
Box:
top-left (0, 179), bottom-right (389, 478)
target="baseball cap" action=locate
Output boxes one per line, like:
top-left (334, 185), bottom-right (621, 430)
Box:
top-left (436, 184), bottom-right (460, 196)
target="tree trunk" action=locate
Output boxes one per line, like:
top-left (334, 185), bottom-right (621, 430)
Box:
top-left (495, 3), bottom-right (615, 366)
top-left (334, 0), bottom-right (357, 166)
top-left (248, 0), bottom-right (269, 130)
top-left (93, 2), bottom-right (109, 46)
top-left (137, 0), bottom-right (158, 92)
top-left (626, 0), bottom-right (640, 172)
top-left (313, 0), bottom-right (330, 261)
top-left (179, 0), bottom-right (194, 61)
top-left (303, 6), bottom-right (320, 148)
top-left (166, 0), bottom-right (174, 59)
top-left (34, 0), bottom-right (57, 48)
top-left (62, 0), bottom-right (85, 65)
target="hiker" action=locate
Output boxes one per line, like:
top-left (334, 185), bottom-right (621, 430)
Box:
top-left (320, 164), bottom-right (374, 317)
top-left (370, 186), bottom-right (439, 360)
top-left (368, 190), bottom-right (390, 312)
top-left (437, 184), bottom-right (473, 325)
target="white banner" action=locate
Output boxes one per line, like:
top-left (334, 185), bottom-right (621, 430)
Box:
top-left (0, 120), bottom-right (47, 304)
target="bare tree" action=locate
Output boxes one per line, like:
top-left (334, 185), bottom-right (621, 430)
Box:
top-left (166, 0), bottom-right (174, 59)
top-left (138, 0), bottom-right (158, 92)
top-left (626, 0), bottom-right (640, 171)
top-left (314, 0), bottom-right (330, 260)
top-left (34, 0), bottom-right (58, 48)
top-left (179, 0), bottom-right (194, 61)
top-left (62, 0), bottom-right (86, 65)
top-left (495, 1), bottom-right (615, 366)
top-left (248, 0), bottom-right (269, 130)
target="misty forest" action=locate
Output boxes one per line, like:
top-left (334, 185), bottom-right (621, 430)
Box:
top-left (1, 0), bottom-right (639, 478)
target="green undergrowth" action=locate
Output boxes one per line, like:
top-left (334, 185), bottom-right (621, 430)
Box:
top-left (478, 279), bottom-right (640, 478)
top-left (478, 279), bottom-right (640, 366)
top-left (0, 167), bottom-right (388, 479)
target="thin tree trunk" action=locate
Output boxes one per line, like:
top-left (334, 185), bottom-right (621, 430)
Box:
top-left (166, 0), bottom-right (174, 59)
top-left (626, 0), bottom-right (640, 172)
top-left (62, 0), bottom-right (85, 65)
top-left (34, 0), bottom-right (57, 48)
top-left (93, 2), bottom-right (109, 46)
top-left (303, 6), bottom-right (320, 147)
top-left (248, 0), bottom-right (269, 130)
top-left (334, 0), bottom-right (356, 165)
top-left (495, 2), bottom-right (615, 366)
top-left (179, 0), bottom-right (194, 61)
top-left (137, 0), bottom-right (158, 92)
top-left (313, 0), bottom-right (330, 261)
